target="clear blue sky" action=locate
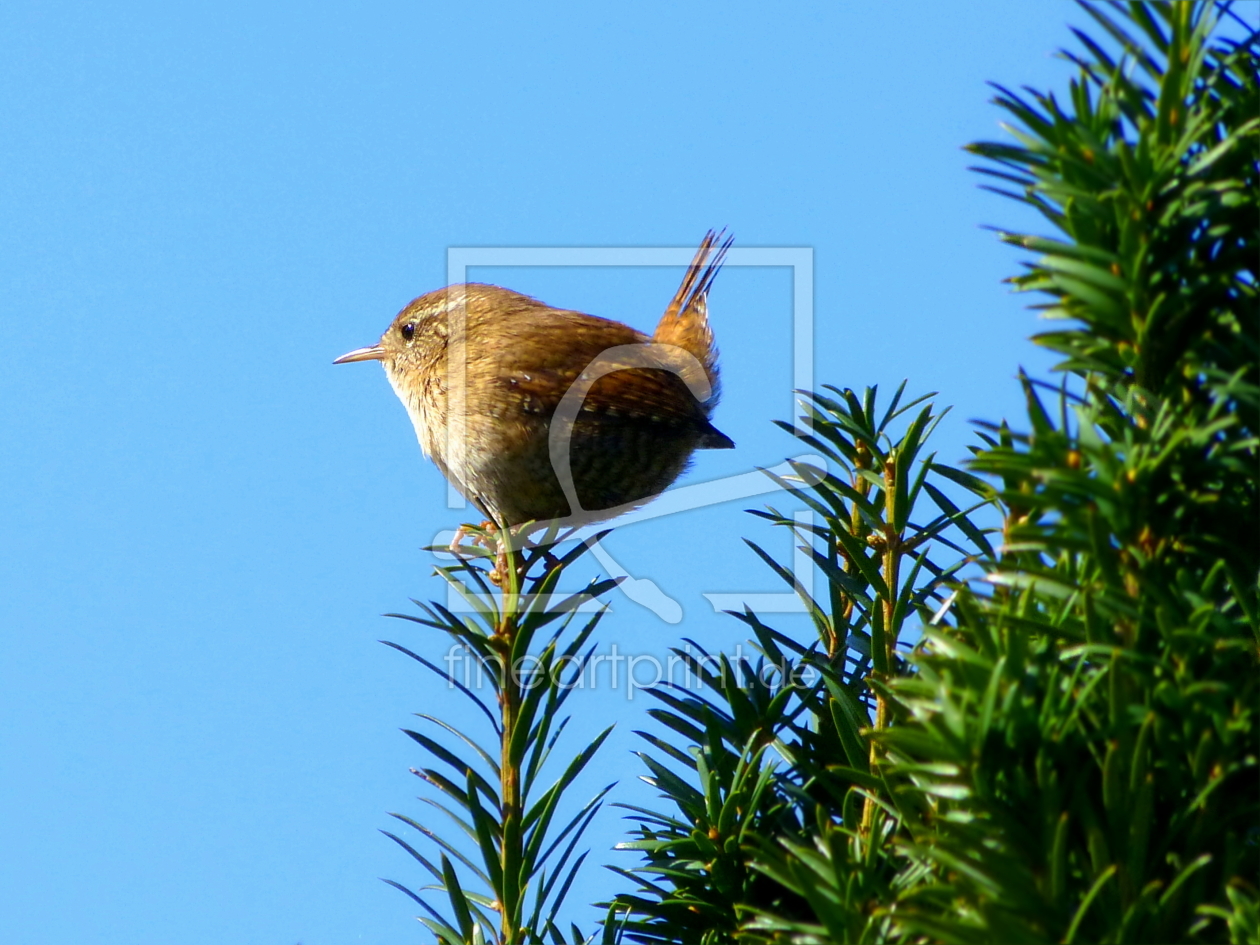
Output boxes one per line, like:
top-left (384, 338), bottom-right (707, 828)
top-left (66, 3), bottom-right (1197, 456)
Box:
top-left (0, 2), bottom-right (1182, 941)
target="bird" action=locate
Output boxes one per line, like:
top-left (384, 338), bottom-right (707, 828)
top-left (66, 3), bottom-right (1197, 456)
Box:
top-left (334, 230), bottom-right (734, 530)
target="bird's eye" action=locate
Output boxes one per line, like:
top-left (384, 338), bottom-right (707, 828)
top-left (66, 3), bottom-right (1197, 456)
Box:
top-left (400, 323), bottom-right (416, 342)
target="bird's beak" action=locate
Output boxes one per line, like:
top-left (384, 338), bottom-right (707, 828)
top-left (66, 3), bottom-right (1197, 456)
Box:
top-left (333, 345), bottom-right (386, 365)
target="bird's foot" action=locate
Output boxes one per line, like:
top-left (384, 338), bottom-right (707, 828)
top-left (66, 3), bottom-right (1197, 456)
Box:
top-left (450, 520), bottom-right (498, 556)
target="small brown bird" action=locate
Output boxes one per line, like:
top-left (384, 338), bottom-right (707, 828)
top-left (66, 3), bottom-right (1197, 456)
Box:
top-left (334, 230), bottom-right (734, 528)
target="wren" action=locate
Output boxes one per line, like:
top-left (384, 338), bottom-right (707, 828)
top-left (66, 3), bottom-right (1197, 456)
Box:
top-left (334, 231), bottom-right (735, 528)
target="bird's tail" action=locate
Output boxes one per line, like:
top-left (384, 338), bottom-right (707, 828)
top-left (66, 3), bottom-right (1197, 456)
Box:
top-left (652, 229), bottom-right (732, 401)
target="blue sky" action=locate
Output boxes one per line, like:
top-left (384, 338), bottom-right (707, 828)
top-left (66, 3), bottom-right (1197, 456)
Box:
top-left (0, 2), bottom-right (1204, 941)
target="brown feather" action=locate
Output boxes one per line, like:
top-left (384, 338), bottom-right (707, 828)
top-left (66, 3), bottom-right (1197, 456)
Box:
top-left (344, 233), bottom-right (736, 527)
top-left (651, 228), bottom-right (732, 394)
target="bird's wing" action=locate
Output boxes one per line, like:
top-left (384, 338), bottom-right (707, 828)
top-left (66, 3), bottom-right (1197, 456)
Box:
top-left (486, 308), bottom-right (714, 429)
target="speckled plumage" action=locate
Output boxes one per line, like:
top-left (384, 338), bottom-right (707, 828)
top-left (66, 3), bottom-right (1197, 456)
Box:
top-left (336, 231), bottom-right (734, 526)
